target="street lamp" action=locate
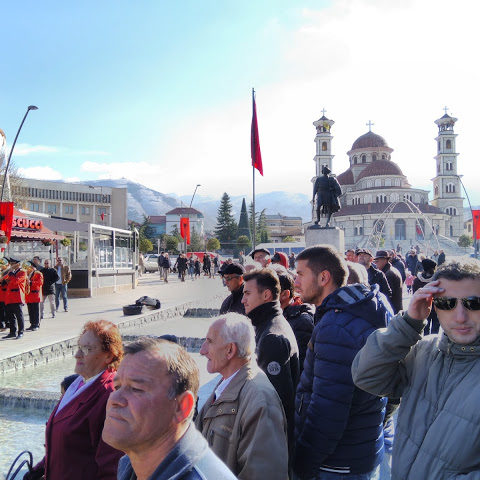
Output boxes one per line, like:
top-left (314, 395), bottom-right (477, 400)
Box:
top-left (190, 184), bottom-right (201, 208)
top-left (456, 174), bottom-right (477, 259)
top-left (1, 105), bottom-right (38, 202)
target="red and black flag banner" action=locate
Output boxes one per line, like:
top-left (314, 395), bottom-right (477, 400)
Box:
top-left (0, 202), bottom-right (14, 242)
top-left (472, 210), bottom-right (480, 239)
top-left (180, 217), bottom-right (191, 245)
top-left (251, 89), bottom-right (263, 176)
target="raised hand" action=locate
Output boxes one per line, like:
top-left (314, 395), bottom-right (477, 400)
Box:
top-left (407, 280), bottom-right (444, 321)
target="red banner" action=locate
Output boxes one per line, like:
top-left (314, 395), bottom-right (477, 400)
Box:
top-left (180, 217), bottom-right (190, 245)
top-left (0, 202), bottom-right (14, 242)
top-left (251, 89), bottom-right (263, 176)
top-left (473, 210), bottom-right (480, 239)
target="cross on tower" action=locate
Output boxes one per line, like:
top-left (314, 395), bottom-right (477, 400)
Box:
top-left (366, 120), bottom-right (374, 132)
top-left (321, 108), bottom-right (327, 116)
top-left (443, 106), bottom-right (449, 115)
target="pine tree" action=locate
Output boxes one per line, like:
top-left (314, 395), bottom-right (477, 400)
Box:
top-left (257, 209), bottom-right (270, 243)
top-left (215, 193), bottom-right (238, 247)
top-left (237, 198), bottom-right (251, 239)
top-left (248, 201), bottom-right (259, 240)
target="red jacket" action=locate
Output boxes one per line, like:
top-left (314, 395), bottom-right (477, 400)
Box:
top-left (32, 369), bottom-right (123, 480)
top-left (5, 268), bottom-right (26, 305)
top-left (26, 270), bottom-right (43, 303)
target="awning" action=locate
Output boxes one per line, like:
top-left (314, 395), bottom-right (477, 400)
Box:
top-left (5, 208), bottom-right (65, 242)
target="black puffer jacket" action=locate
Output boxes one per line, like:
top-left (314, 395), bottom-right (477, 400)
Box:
top-left (41, 267), bottom-right (59, 295)
top-left (368, 265), bottom-right (392, 300)
top-left (219, 283), bottom-right (245, 315)
top-left (283, 301), bottom-right (314, 373)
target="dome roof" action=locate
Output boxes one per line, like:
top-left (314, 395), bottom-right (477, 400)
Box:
top-left (351, 131), bottom-right (389, 150)
top-left (337, 168), bottom-right (354, 185)
top-left (357, 160), bottom-right (403, 181)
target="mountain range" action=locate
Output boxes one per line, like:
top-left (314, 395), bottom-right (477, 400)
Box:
top-left (82, 179), bottom-right (312, 230)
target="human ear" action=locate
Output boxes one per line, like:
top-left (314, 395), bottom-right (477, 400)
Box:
top-left (175, 391), bottom-right (195, 423)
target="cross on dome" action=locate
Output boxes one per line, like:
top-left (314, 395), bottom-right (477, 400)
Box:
top-left (321, 108), bottom-right (327, 116)
top-left (366, 120), bottom-right (374, 132)
top-left (443, 106), bottom-right (449, 115)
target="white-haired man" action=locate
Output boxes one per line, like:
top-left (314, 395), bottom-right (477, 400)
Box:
top-left (196, 313), bottom-right (288, 480)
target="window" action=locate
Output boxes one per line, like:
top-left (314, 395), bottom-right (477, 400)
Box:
top-left (47, 204), bottom-right (57, 214)
top-left (98, 207), bottom-right (107, 215)
top-left (353, 156), bottom-right (358, 164)
top-left (322, 141), bottom-right (327, 151)
top-left (446, 139), bottom-right (452, 149)
top-left (446, 207), bottom-right (457, 216)
top-left (372, 154), bottom-right (377, 161)
top-left (64, 205), bottom-right (74, 214)
top-left (382, 154), bottom-right (386, 160)
top-left (446, 183), bottom-right (456, 193)
top-left (395, 219), bottom-right (406, 240)
top-left (361, 155), bottom-right (366, 163)
top-left (81, 206), bottom-right (90, 215)
top-left (29, 203), bottom-right (40, 212)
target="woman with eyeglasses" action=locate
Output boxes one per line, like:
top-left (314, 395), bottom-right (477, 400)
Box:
top-left (25, 320), bottom-right (124, 480)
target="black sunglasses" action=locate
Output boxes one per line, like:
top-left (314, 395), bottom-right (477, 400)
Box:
top-left (433, 296), bottom-right (480, 311)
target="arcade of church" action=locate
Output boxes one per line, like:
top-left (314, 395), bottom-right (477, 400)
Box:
top-left (310, 111), bottom-right (464, 250)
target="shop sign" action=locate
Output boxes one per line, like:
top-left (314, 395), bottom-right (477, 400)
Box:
top-left (12, 217), bottom-right (43, 230)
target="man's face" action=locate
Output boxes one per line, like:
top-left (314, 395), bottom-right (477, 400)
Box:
top-left (294, 259), bottom-right (323, 306)
top-left (242, 279), bottom-right (268, 314)
top-left (56, 258), bottom-right (63, 266)
top-left (253, 251), bottom-right (269, 267)
top-left (103, 351), bottom-right (179, 455)
top-left (224, 274), bottom-right (243, 293)
top-left (357, 253), bottom-right (372, 268)
top-left (375, 258), bottom-right (388, 270)
top-left (435, 278), bottom-right (480, 345)
top-left (345, 251), bottom-right (355, 262)
top-left (44, 260), bottom-right (50, 268)
top-left (200, 320), bottom-right (230, 375)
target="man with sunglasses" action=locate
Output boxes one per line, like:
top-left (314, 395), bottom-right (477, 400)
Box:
top-left (219, 263), bottom-right (246, 315)
top-left (353, 260), bottom-right (480, 480)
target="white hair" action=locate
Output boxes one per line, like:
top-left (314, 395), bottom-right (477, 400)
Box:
top-left (216, 313), bottom-right (256, 360)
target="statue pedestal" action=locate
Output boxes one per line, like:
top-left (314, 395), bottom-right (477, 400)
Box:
top-left (305, 226), bottom-right (345, 253)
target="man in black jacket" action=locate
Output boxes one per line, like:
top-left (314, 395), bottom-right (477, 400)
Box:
top-left (219, 263), bottom-right (245, 315)
top-left (357, 248), bottom-right (392, 300)
top-left (374, 250), bottom-right (403, 313)
top-left (40, 259), bottom-right (59, 319)
top-left (242, 268), bottom-right (299, 466)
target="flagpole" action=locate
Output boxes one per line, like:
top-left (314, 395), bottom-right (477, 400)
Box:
top-left (252, 88), bottom-right (256, 251)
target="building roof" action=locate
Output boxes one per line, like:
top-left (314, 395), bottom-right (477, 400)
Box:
top-left (149, 215), bottom-right (166, 224)
top-left (337, 168), bottom-right (355, 185)
top-left (165, 207), bottom-right (203, 216)
top-left (351, 131), bottom-right (389, 150)
top-left (334, 202), bottom-right (444, 217)
top-left (356, 160), bottom-right (404, 181)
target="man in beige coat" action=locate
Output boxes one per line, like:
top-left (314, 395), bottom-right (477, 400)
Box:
top-left (196, 313), bottom-right (288, 480)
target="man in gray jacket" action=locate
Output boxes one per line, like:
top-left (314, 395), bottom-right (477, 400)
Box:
top-left (352, 260), bottom-right (480, 479)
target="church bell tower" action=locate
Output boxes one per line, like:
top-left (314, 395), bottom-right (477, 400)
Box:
top-left (313, 111), bottom-right (334, 176)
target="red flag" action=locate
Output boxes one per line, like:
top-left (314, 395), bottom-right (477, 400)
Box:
top-left (180, 217), bottom-right (191, 245)
top-left (0, 202), bottom-right (14, 242)
top-left (473, 210), bottom-right (480, 238)
top-left (251, 89), bottom-right (263, 176)
top-left (100, 212), bottom-right (105, 221)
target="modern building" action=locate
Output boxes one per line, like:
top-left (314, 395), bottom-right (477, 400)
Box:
top-left (165, 207), bottom-right (204, 236)
top-left (11, 178), bottom-right (128, 229)
top-left (149, 215), bottom-right (166, 236)
top-left (309, 111), bottom-right (464, 250)
top-left (265, 214), bottom-right (303, 242)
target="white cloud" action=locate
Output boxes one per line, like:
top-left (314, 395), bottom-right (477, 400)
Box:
top-left (12, 144), bottom-right (60, 156)
top-left (18, 166), bottom-right (63, 180)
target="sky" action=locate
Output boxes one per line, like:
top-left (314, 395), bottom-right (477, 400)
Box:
top-left (1, 0), bottom-right (480, 204)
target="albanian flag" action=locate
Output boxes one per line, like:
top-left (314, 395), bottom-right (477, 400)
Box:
top-left (473, 210), bottom-right (480, 239)
top-left (251, 89), bottom-right (263, 176)
top-left (0, 202), bottom-right (14, 242)
top-left (180, 217), bottom-right (191, 245)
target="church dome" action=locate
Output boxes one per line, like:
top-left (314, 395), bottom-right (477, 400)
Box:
top-left (357, 159), bottom-right (403, 181)
top-left (337, 168), bottom-right (354, 185)
top-left (351, 131), bottom-right (389, 150)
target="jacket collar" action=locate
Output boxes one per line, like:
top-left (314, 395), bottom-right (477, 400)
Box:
top-left (206, 363), bottom-right (253, 407)
top-left (439, 333), bottom-right (480, 357)
top-left (231, 282), bottom-right (244, 299)
top-left (247, 301), bottom-right (282, 327)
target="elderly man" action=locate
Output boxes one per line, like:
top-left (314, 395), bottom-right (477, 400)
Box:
top-left (374, 250), bottom-right (403, 314)
top-left (250, 248), bottom-right (271, 267)
top-left (196, 313), bottom-right (288, 479)
top-left (353, 260), bottom-right (480, 479)
top-left (357, 248), bottom-right (392, 301)
top-left (102, 338), bottom-right (236, 480)
top-left (219, 263), bottom-right (246, 315)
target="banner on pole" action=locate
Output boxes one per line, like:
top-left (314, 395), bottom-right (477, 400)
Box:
top-left (472, 210), bottom-right (480, 239)
top-left (251, 90), bottom-right (263, 176)
top-left (0, 202), bottom-right (14, 242)
top-left (180, 217), bottom-right (191, 245)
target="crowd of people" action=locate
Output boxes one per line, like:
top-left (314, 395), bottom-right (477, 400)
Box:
top-left (0, 256), bottom-right (71, 339)
top-left (19, 243), bottom-right (480, 480)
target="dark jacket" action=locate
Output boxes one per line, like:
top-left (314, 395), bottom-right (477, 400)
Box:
top-left (117, 424), bottom-right (237, 480)
top-left (367, 265), bottom-right (392, 300)
top-left (294, 284), bottom-right (393, 479)
top-left (161, 256), bottom-right (171, 269)
top-left (177, 256), bottom-right (188, 272)
top-left (391, 257), bottom-right (406, 282)
top-left (219, 283), bottom-right (245, 315)
top-left (247, 301), bottom-right (300, 462)
top-left (437, 251), bottom-right (446, 265)
top-left (283, 300), bottom-right (314, 373)
top-left (41, 267), bottom-right (60, 295)
top-left (381, 263), bottom-right (403, 314)
top-left (406, 254), bottom-right (420, 274)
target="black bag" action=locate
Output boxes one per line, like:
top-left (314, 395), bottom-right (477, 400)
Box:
top-left (123, 304), bottom-right (143, 316)
top-left (135, 295), bottom-right (161, 310)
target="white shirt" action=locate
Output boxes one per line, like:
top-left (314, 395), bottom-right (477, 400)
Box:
top-left (56, 370), bottom-right (105, 415)
top-left (214, 369), bottom-right (240, 400)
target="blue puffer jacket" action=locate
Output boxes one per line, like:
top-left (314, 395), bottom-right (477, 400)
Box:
top-left (293, 283), bottom-right (393, 479)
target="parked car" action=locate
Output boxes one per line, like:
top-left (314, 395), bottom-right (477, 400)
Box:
top-left (143, 254), bottom-right (160, 272)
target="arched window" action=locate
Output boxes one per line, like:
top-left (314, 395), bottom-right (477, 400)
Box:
top-left (438, 140), bottom-right (441, 152)
top-left (434, 185), bottom-right (439, 197)
top-left (446, 207), bottom-right (457, 216)
top-left (416, 219), bottom-right (425, 240)
top-left (450, 225), bottom-right (454, 236)
top-left (382, 154), bottom-right (386, 160)
top-left (361, 155), bottom-right (366, 163)
top-left (372, 154), bottom-right (377, 161)
top-left (375, 179), bottom-right (381, 187)
top-left (367, 180), bottom-right (372, 188)
top-left (385, 179), bottom-right (391, 187)
top-left (322, 141), bottom-right (328, 151)
top-left (354, 226), bottom-right (358, 236)
top-left (446, 139), bottom-right (452, 149)
top-left (359, 226), bottom-right (363, 235)
top-left (395, 219), bottom-right (406, 240)
top-left (353, 156), bottom-right (358, 164)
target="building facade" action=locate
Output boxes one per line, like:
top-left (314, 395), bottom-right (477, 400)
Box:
top-left (265, 214), bottom-right (303, 242)
top-left (12, 178), bottom-right (128, 229)
top-left (165, 207), bottom-right (204, 236)
top-left (309, 112), bottom-right (464, 249)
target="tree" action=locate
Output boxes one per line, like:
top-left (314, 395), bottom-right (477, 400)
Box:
top-left (171, 224), bottom-right (182, 241)
top-left (283, 236), bottom-right (295, 242)
top-left (215, 193), bottom-right (237, 249)
top-left (188, 227), bottom-right (204, 252)
top-left (165, 235), bottom-right (179, 253)
top-left (237, 235), bottom-right (251, 252)
top-left (248, 201), bottom-right (259, 240)
top-left (458, 234), bottom-right (473, 251)
top-left (139, 237), bottom-right (153, 253)
top-left (237, 198), bottom-right (251, 239)
top-left (139, 215), bottom-right (155, 240)
top-left (207, 237), bottom-right (221, 252)
top-left (257, 209), bottom-right (270, 243)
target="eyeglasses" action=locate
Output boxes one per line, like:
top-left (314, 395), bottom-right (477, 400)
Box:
top-left (76, 345), bottom-right (98, 356)
top-left (433, 296), bottom-right (480, 311)
top-left (224, 275), bottom-right (240, 282)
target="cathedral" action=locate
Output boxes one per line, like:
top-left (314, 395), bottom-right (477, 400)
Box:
top-left (311, 111), bottom-right (464, 250)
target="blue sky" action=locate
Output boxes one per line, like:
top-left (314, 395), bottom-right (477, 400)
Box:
top-left (1, 0), bottom-right (480, 205)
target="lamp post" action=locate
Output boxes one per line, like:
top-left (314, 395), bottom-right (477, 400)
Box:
top-left (1, 105), bottom-right (38, 202)
top-left (457, 174), bottom-right (477, 259)
top-left (189, 184), bottom-right (201, 208)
